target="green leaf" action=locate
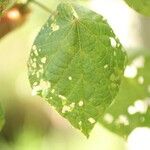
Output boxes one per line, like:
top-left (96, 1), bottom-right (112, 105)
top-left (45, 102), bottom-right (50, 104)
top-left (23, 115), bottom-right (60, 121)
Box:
top-left (0, 104), bottom-right (5, 131)
top-left (0, 0), bottom-right (17, 14)
top-left (124, 0), bottom-right (150, 16)
top-left (99, 52), bottom-right (150, 138)
top-left (28, 2), bottom-right (126, 137)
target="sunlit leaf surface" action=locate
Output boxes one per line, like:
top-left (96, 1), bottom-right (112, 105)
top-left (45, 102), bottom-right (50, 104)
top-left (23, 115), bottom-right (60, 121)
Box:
top-left (28, 2), bottom-right (126, 137)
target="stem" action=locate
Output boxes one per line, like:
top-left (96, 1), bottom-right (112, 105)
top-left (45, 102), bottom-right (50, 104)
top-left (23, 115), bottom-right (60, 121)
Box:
top-left (26, 0), bottom-right (54, 14)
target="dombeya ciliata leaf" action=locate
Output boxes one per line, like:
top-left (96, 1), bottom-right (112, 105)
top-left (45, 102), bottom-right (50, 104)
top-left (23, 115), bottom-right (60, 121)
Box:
top-left (28, 2), bottom-right (126, 137)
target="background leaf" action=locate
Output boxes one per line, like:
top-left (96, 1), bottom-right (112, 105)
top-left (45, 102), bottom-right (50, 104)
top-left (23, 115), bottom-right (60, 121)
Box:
top-left (99, 52), bottom-right (150, 138)
top-left (124, 0), bottom-right (150, 16)
top-left (28, 2), bottom-right (126, 137)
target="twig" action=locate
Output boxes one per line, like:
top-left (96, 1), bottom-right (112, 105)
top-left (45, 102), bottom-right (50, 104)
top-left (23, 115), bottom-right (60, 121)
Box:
top-left (26, 0), bottom-right (54, 14)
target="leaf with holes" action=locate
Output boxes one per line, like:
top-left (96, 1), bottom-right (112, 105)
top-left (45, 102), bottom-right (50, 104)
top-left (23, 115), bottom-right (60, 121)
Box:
top-left (125, 0), bottom-right (150, 16)
top-left (0, 0), bottom-right (16, 14)
top-left (99, 53), bottom-right (150, 138)
top-left (28, 2), bottom-right (126, 137)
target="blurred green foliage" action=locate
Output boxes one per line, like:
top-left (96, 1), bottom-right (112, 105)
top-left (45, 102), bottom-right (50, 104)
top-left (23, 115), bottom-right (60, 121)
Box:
top-left (125, 0), bottom-right (150, 16)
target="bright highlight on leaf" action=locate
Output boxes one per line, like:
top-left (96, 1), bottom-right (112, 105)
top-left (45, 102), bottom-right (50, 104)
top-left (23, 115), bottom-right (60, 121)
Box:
top-left (28, 2), bottom-right (126, 137)
top-left (124, 0), bottom-right (150, 16)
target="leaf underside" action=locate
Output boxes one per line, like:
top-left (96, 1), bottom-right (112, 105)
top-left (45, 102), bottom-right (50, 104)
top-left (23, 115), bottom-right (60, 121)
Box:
top-left (125, 0), bottom-right (150, 16)
top-left (99, 53), bottom-right (150, 138)
top-left (28, 2), bottom-right (126, 137)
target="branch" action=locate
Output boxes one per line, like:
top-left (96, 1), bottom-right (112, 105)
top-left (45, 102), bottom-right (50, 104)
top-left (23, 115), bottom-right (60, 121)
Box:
top-left (27, 0), bottom-right (54, 14)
